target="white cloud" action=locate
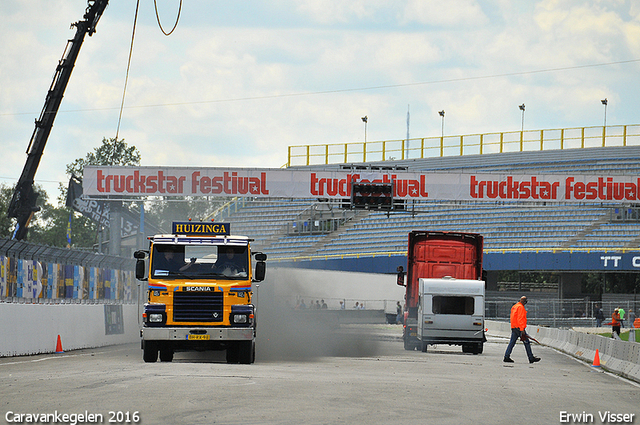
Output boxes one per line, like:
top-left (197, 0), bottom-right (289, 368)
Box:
top-left (402, 0), bottom-right (488, 27)
top-left (2, 0), bottom-right (640, 202)
top-left (295, 0), bottom-right (385, 24)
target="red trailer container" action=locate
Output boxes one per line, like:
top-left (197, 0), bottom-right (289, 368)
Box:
top-left (398, 231), bottom-right (483, 350)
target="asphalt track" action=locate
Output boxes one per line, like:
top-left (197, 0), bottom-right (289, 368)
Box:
top-left (1, 327), bottom-right (638, 425)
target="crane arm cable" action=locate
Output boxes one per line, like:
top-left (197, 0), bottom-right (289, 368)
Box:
top-left (154, 0), bottom-right (182, 36)
top-left (115, 0), bottom-right (139, 140)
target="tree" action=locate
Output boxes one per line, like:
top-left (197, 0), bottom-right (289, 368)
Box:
top-left (0, 183), bottom-right (53, 241)
top-left (145, 196), bottom-right (231, 233)
top-left (55, 137), bottom-right (143, 249)
top-left (0, 184), bottom-right (15, 238)
top-left (66, 137), bottom-right (141, 178)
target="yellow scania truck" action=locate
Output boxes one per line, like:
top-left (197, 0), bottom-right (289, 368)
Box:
top-left (134, 222), bottom-right (266, 364)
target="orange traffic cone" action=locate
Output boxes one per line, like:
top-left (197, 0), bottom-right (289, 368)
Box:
top-left (55, 335), bottom-right (64, 354)
top-left (592, 349), bottom-right (601, 368)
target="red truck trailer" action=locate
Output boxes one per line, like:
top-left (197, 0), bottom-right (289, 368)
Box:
top-left (398, 231), bottom-right (483, 350)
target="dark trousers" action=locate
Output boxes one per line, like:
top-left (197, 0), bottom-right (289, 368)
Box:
top-left (612, 326), bottom-right (621, 337)
top-left (504, 328), bottom-right (534, 361)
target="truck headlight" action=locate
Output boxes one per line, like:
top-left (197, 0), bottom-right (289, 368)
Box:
top-left (149, 313), bottom-right (164, 323)
top-left (233, 314), bottom-right (248, 324)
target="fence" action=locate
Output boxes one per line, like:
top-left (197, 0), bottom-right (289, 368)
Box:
top-left (0, 238), bottom-right (136, 304)
top-left (287, 124), bottom-right (640, 166)
top-left (291, 296), bottom-right (639, 329)
top-left (486, 298), bottom-right (639, 328)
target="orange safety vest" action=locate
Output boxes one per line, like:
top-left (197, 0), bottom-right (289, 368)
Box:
top-left (611, 312), bottom-right (620, 326)
top-left (510, 302), bottom-right (527, 331)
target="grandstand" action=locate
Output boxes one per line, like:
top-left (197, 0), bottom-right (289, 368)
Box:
top-left (219, 145), bottom-right (640, 261)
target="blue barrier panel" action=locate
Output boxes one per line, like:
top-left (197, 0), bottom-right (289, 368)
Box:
top-left (275, 251), bottom-right (640, 272)
top-left (484, 251), bottom-right (640, 271)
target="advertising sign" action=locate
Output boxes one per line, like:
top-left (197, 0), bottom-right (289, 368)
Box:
top-left (83, 166), bottom-right (640, 203)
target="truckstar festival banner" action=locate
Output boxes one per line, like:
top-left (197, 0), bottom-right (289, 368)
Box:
top-left (83, 166), bottom-right (640, 203)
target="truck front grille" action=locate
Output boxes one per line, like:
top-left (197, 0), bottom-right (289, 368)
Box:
top-left (173, 291), bottom-right (224, 322)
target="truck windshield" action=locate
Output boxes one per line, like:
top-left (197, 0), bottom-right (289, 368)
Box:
top-left (151, 244), bottom-right (249, 279)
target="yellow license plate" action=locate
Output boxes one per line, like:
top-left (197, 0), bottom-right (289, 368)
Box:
top-left (187, 334), bottom-right (210, 340)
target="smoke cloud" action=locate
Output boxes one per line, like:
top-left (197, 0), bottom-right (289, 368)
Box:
top-left (254, 267), bottom-right (390, 361)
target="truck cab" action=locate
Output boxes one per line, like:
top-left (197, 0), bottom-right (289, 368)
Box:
top-left (417, 277), bottom-right (485, 354)
top-left (135, 222), bottom-right (266, 364)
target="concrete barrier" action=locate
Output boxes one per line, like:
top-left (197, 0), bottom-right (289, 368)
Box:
top-left (487, 320), bottom-right (640, 384)
top-left (0, 302), bottom-right (140, 357)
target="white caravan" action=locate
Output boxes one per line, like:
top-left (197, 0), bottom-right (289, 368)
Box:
top-left (417, 277), bottom-right (485, 354)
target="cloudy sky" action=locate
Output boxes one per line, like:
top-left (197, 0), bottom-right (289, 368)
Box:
top-left (2, 0), bottom-right (640, 201)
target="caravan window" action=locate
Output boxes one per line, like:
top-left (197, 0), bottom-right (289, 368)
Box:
top-left (432, 296), bottom-right (475, 315)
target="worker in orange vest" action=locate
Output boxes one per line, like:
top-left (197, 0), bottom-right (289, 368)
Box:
top-left (611, 308), bottom-right (621, 338)
top-left (504, 296), bottom-right (541, 364)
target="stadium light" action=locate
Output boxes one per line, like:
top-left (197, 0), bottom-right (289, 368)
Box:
top-left (601, 98), bottom-right (608, 127)
top-left (438, 110), bottom-right (445, 138)
top-left (361, 116), bottom-right (368, 143)
top-left (519, 104), bottom-right (525, 132)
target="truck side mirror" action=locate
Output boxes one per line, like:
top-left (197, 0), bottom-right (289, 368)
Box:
top-left (135, 259), bottom-right (147, 281)
top-left (396, 266), bottom-right (405, 287)
top-left (134, 250), bottom-right (147, 259)
top-left (253, 252), bottom-right (267, 282)
top-left (254, 261), bottom-right (266, 282)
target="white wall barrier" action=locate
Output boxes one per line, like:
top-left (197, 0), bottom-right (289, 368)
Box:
top-left (0, 302), bottom-right (140, 357)
top-left (487, 320), bottom-right (640, 383)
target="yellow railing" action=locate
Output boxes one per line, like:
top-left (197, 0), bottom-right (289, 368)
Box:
top-left (287, 124), bottom-right (640, 167)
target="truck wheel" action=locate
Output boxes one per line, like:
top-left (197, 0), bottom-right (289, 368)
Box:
top-left (473, 343), bottom-right (483, 355)
top-left (226, 344), bottom-right (239, 364)
top-left (403, 336), bottom-right (414, 351)
top-left (237, 341), bottom-right (255, 364)
top-left (159, 347), bottom-right (174, 362)
top-left (143, 342), bottom-right (158, 363)
top-left (462, 344), bottom-right (472, 353)
top-left (421, 342), bottom-right (428, 352)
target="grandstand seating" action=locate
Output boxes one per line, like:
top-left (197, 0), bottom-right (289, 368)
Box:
top-left (223, 146), bottom-right (640, 260)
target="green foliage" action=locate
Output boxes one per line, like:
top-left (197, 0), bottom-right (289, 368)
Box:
top-left (145, 197), bottom-right (231, 233)
top-left (0, 183), bottom-right (52, 241)
top-left (47, 137), bottom-right (141, 248)
top-left (66, 137), bottom-right (141, 178)
top-left (0, 184), bottom-right (15, 238)
top-left (495, 271), bottom-right (561, 284)
top-left (596, 330), bottom-right (640, 341)
top-left (2, 138), bottom-right (140, 247)
top-left (30, 205), bottom-right (97, 248)
top-left (495, 270), bottom-right (640, 296)
top-left (582, 273), bottom-right (640, 295)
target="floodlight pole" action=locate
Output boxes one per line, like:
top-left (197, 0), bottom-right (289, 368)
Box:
top-left (361, 116), bottom-right (368, 143)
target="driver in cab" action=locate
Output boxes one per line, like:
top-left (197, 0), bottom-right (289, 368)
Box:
top-left (215, 247), bottom-right (246, 277)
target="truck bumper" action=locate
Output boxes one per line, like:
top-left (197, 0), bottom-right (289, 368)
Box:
top-left (420, 329), bottom-right (485, 345)
top-left (142, 327), bottom-right (254, 341)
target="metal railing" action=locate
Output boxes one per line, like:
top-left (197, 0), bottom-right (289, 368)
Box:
top-left (287, 124), bottom-right (640, 167)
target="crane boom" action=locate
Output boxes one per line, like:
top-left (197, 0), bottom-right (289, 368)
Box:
top-left (7, 0), bottom-right (109, 240)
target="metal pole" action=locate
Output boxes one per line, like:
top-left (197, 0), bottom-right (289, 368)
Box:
top-left (406, 105), bottom-right (410, 159)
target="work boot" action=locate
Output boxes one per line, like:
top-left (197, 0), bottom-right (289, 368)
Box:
top-left (529, 357), bottom-right (541, 364)
top-left (503, 357), bottom-right (514, 363)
